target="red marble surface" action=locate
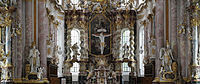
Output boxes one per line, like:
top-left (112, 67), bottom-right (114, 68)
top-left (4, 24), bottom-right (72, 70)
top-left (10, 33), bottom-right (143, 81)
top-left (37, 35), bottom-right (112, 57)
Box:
top-left (38, 1), bottom-right (49, 78)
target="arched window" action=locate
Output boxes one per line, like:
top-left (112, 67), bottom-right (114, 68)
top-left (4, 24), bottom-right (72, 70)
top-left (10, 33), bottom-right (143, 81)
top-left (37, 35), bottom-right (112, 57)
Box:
top-left (70, 29), bottom-right (80, 73)
top-left (122, 30), bottom-right (130, 45)
top-left (71, 29), bottom-right (80, 45)
top-left (122, 29), bottom-right (131, 72)
top-left (138, 27), bottom-right (144, 77)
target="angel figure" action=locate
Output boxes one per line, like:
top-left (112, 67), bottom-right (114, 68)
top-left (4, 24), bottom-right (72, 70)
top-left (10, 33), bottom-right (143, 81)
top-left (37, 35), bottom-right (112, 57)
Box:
top-left (52, 46), bottom-right (62, 65)
top-left (159, 42), bottom-right (174, 72)
top-left (80, 40), bottom-right (88, 59)
top-left (37, 67), bottom-right (44, 80)
top-left (87, 70), bottom-right (94, 80)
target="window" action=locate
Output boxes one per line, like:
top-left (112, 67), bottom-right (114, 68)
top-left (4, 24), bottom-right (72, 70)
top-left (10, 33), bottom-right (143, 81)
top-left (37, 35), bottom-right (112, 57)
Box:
top-left (71, 29), bottom-right (80, 45)
top-left (138, 28), bottom-right (144, 77)
top-left (122, 30), bottom-right (130, 45)
top-left (71, 62), bottom-right (79, 72)
top-left (122, 29), bottom-right (131, 72)
top-left (70, 29), bottom-right (80, 73)
top-left (123, 63), bottom-right (131, 72)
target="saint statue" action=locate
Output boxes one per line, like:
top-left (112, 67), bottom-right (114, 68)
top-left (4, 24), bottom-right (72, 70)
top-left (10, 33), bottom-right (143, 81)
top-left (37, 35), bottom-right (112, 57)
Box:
top-left (71, 43), bottom-right (80, 59)
top-left (92, 32), bottom-right (111, 55)
top-left (28, 43), bottom-right (40, 73)
top-left (52, 45), bottom-right (62, 65)
top-left (47, 40), bottom-right (54, 58)
top-left (159, 42), bottom-right (174, 72)
top-left (80, 40), bottom-right (88, 59)
top-left (122, 43), bottom-right (129, 59)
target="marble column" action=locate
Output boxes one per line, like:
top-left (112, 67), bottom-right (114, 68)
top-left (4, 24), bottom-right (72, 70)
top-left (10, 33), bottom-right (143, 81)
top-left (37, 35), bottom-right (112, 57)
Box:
top-left (16, 0), bottom-right (23, 79)
top-left (24, 0), bottom-right (33, 77)
top-left (177, 0), bottom-right (187, 78)
top-left (38, 0), bottom-right (49, 78)
top-left (154, 0), bottom-right (164, 80)
top-left (186, 0), bottom-right (192, 80)
top-left (147, 20), bottom-right (152, 58)
top-left (169, 0), bottom-right (177, 59)
top-left (144, 21), bottom-right (148, 57)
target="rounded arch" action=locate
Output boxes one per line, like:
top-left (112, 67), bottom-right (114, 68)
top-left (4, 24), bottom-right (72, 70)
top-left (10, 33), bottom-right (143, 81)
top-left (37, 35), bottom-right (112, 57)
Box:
top-left (121, 28), bottom-right (130, 45)
top-left (71, 29), bottom-right (80, 45)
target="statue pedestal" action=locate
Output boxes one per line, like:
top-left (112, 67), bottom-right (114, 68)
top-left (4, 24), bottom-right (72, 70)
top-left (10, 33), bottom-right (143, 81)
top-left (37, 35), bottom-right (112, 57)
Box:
top-left (27, 73), bottom-right (38, 80)
top-left (65, 76), bottom-right (72, 84)
top-left (78, 75), bottom-right (87, 84)
top-left (191, 79), bottom-right (200, 84)
top-left (129, 76), bottom-right (137, 84)
top-left (78, 72), bottom-right (87, 84)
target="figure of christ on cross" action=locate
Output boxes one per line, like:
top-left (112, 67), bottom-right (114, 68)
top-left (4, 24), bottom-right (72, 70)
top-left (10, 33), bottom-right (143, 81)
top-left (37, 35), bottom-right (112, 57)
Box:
top-left (92, 32), bottom-right (111, 55)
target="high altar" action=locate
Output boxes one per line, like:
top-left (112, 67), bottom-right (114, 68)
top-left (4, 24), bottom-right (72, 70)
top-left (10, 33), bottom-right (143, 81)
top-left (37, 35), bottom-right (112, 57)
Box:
top-left (62, 0), bottom-right (137, 84)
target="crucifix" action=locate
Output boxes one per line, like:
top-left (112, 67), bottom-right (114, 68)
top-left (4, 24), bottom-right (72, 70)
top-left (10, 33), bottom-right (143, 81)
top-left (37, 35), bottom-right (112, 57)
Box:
top-left (92, 29), bottom-right (111, 55)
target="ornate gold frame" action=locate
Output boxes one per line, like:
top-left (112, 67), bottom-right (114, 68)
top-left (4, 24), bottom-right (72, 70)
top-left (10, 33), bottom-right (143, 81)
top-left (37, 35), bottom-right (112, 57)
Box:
top-left (89, 14), bottom-right (113, 58)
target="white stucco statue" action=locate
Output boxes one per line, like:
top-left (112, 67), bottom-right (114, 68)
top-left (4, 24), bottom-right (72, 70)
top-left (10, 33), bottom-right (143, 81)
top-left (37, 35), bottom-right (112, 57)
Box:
top-left (28, 44), bottom-right (40, 73)
top-left (80, 41), bottom-right (88, 59)
top-left (52, 45), bottom-right (62, 65)
top-left (37, 67), bottom-right (44, 80)
top-left (122, 43), bottom-right (129, 59)
top-left (71, 43), bottom-right (80, 59)
top-left (92, 32), bottom-right (111, 54)
top-left (159, 42), bottom-right (174, 72)
top-left (47, 40), bottom-right (54, 58)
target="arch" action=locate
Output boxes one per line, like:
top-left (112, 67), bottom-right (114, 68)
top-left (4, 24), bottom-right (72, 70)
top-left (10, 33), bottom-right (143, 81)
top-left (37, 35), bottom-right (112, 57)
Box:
top-left (71, 29), bottom-right (80, 45)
